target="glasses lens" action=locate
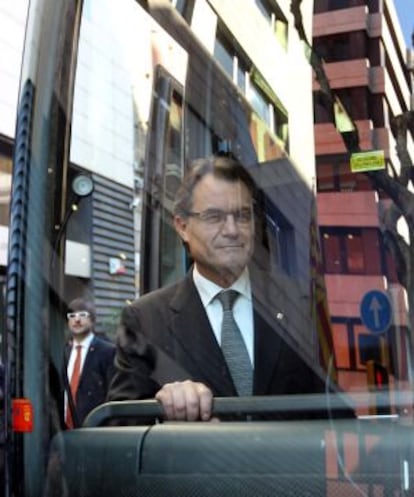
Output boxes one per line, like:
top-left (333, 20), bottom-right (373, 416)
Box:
top-left (235, 208), bottom-right (252, 223)
top-left (199, 209), bottom-right (225, 224)
top-left (67, 311), bottom-right (89, 319)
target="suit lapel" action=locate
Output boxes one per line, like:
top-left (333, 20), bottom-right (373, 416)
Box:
top-left (169, 274), bottom-right (236, 396)
top-left (253, 305), bottom-right (284, 394)
top-left (80, 336), bottom-right (98, 382)
top-left (62, 343), bottom-right (71, 389)
top-left (63, 343), bottom-right (71, 366)
top-left (251, 268), bottom-right (285, 394)
top-left (165, 269), bottom-right (287, 396)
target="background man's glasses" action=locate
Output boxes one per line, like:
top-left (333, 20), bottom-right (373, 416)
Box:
top-left (185, 208), bottom-right (252, 225)
top-left (67, 311), bottom-right (90, 319)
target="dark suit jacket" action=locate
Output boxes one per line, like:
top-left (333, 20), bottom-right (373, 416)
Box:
top-left (64, 335), bottom-right (116, 427)
top-left (108, 270), bottom-right (325, 412)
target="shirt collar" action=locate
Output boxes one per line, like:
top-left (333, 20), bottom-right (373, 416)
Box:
top-left (193, 265), bottom-right (251, 307)
top-left (72, 331), bottom-right (94, 349)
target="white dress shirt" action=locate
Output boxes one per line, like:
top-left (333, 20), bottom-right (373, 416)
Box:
top-left (193, 265), bottom-right (254, 366)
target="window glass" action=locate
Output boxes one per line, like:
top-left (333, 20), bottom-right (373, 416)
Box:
top-left (321, 228), bottom-right (382, 275)
top-left (0, 152), bottom-right (11, 226)
top-left (213, 36), bottom-right (234, 80)
top-left (254, 0), bottom-right (288, 49)
top-left (345, 233), bottom-right (364, 273)
top-left (322, 231), bottom-right (341, 272)
top-left (236, 60), bottom-right (246, 92)
top-left (317, 160), bottom-right (373, 192)
top-left (4, 0), bottom-right (414, 495)
top-left (248, 83), bottom-right (270, 126)
top-left (317, 163), bottom-right (335, 191)
top-left (254, 0), bottom-right (272, 22)
top-left (173, 0), bottom-right (188, 16)
top-left (266, 212), bottom-right (295, 275)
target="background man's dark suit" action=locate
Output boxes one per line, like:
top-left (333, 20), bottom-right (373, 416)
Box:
top-left (108, 269), bottom-right (324, 405)
top-left (64, 335), bottom-right (115, 427)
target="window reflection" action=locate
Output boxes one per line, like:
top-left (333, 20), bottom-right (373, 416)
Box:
top-left (0, 152), bottom-right (11, 226)
top-left (321, 228), bottom-right (383, 275)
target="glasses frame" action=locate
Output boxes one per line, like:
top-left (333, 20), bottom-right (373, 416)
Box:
top-left (67, 311), bottom-right (90, 320)
top-left (185, 207), bottom-right (253, 225)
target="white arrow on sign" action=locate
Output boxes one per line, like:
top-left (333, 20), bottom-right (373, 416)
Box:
top-left (360, 290), bottom-right (392, 334)
top-left (369, 296), bottom-right (382, 328)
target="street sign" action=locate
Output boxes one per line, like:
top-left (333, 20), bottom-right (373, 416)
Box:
top-left (360, 290), bottom-right (392, 334)
top-left (350, 150), bottom-right (385, 172)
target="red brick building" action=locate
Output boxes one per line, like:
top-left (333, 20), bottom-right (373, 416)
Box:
top-left (313, 0), bottom-right (414, 403)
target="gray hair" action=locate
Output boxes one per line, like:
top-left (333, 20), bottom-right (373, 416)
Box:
top-left (173, 156), bottom-right (256, 217)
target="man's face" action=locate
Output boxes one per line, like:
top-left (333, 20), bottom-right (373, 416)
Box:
top-left (174, 173), bottom-right (254, 287)
top-left (67, 311), bottom-right (93, 340)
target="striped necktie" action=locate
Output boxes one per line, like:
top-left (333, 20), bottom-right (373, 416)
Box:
top-left (217, 290), bottom-right (253, 396)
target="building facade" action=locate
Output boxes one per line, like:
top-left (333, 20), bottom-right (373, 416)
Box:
top-left (1, 0), bottom-right (319, 348)
top-left (313, 0), bottom-right (414, 396)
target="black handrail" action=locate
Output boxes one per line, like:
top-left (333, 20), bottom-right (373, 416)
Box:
top-left (83, 392), bottom-right (361, 427)
top-left (83, 389), bottom-right (412, 428)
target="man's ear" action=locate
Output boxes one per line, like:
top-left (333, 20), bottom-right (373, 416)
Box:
top-left (174, 215), bottom-right (189, 242)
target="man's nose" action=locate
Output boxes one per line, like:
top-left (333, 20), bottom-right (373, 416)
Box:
top-left (221, 213), bottom-right (239, 234)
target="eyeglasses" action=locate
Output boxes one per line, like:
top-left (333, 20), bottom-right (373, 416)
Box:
top-left (185, 208), bottom-right (253, 225)
top-left (67, 311), bottom-right (90, 320)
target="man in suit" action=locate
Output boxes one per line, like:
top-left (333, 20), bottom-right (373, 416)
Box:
top-left (63, 298), bottom-right (115, 428)
top-left (108, 156), bottom-right (325, 421)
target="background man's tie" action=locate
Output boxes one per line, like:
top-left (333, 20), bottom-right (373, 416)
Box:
top-left (66, 344), bottom-right (82, 429)
top-left (218, 290), bottom-right (253, 396)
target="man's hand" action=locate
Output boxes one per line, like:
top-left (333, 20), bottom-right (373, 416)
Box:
top-left (155, 380), bottom-right (213, 421)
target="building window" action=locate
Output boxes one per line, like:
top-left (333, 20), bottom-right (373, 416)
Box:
top-left (314, 32), bottom-right (367, 62)
top-left (249, 82), bottom-right (271, 125)
top-left (214, 30), bottom-right (248, 93)
top-left (214, 36), bottom-right (234, 81)
top-left (321, 227), bottom-right (383, 275)
top-left (248, 78), bottom-right (288, 146)
top-left (265, 203), bottom-right (296, 276)
top-left (336, 88), bottom-right (369, 120)
top-left (313, 91), bottom-right (334, 124)
top-left (314, 87), bottom-right (369, 123)
top-left (236, 58), bottom-right (247, 93)
top-left (254, 0), bottom-right (288, 50)
top-left (346, 233), bottom-right (365, 273)
top-left (315, 0), bottom-right (370, 13)
top-left (328, 0), bottom-right (364, 10)
top-left (214, 27), bottom-right (288, 148)
top-left (0, 149), bottom-right (12, 226)
top-left (317, 160), bottom-right (372, 192)
top-left (273, 104), bottom-right (289, 145)
top-left (332, 318), bottom-right (394, 373)
top-left (314, 33), bottom-right (350, 62)
top-left (171, 0), bottom-right (193, 22)
top-left (143, 67), bottom-right (186, 291)
top-left (384, 248), bottom-right (398, 284)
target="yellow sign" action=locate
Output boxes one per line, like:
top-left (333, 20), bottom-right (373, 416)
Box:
top-left (350, 150), bottom-right (385, 172)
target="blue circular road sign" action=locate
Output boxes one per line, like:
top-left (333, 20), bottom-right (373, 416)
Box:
top-left (360, 290), bottom-right (392, 334)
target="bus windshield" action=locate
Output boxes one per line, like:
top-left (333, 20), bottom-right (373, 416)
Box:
top-left (1, 0), bottom-right (413, 496)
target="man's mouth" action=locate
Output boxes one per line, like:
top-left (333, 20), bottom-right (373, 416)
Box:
top-left (219, 245), bottom-right (243, 249)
